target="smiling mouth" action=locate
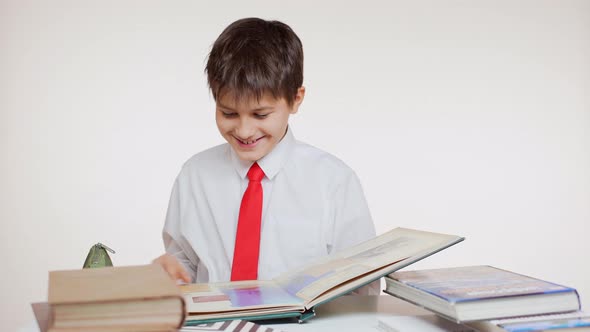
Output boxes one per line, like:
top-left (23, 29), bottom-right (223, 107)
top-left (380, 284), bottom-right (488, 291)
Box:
top-left (235, 136), bottom-right (264, 145)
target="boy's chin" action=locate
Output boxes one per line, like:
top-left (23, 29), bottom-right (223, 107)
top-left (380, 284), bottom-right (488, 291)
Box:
top-left (233, 148), bottom-right (266, 162)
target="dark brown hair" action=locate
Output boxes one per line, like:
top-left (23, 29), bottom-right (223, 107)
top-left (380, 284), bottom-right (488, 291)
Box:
top-left (205, 18), bottom-right (304, 106)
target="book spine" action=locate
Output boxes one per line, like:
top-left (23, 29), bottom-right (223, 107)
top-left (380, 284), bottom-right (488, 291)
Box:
top-left (383, 289), bottom-right (461, 323)
top-left (177, 295), bottom-right (187, 328)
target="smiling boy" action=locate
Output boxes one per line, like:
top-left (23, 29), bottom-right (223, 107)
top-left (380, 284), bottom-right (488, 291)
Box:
top-left (154, 18), bottom-right (377, 293)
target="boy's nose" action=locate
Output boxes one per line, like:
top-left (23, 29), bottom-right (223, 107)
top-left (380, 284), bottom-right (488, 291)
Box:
top-left (235, 119), bottom-right (256, 139)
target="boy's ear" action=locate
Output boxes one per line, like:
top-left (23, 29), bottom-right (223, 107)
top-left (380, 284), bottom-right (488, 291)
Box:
top-left (290, 86), bottom-right (306, 114)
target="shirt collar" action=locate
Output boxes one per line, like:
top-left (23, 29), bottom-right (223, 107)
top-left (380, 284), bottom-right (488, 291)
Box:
top-left (230, 126), bottom-right (295, 180)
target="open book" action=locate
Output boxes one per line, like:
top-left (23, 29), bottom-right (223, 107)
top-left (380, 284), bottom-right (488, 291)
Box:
top-left (181, 227), bottom-right (464, 325)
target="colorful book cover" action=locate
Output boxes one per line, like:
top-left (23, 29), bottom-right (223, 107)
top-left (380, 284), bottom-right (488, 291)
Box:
top-left (389, 265), bottom-right (578, 303)
top-left (181, 320), bottom-right (284, 331)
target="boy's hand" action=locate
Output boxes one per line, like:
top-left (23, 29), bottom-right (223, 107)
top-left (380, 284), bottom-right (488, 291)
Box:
top-left (153, 253), bottom-right (191, 284)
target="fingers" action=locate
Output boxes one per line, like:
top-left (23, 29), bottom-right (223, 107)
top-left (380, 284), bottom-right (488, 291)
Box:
top-left (178, 268), bottom-right (191, 284)
top-left (153, 253), bottom-right (191, 284)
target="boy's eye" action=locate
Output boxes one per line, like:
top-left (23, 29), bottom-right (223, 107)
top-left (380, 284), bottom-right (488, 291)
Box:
top-left (254, 113), bottom-right (269, 119)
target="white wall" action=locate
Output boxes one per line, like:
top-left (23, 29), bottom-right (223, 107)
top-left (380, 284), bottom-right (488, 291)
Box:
top-left (2, 0), bottom-right (589, 330)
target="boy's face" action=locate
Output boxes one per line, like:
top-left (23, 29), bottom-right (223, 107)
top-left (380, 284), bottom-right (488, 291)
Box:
top-left (216, 87), bottom-right (305, 162)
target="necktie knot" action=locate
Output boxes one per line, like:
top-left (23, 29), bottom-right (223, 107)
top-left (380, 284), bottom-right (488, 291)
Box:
top-left (247, 163), bottom-right (265, 182)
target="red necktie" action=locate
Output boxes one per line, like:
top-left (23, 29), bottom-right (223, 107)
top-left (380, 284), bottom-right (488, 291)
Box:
top-left (231, 162), bottom-right (265, 281)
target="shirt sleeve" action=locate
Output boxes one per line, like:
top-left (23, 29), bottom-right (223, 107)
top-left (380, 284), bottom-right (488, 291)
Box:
top-left (162, 176), bottom-right (199, 282)
top-left (329, 170), bottom-right (381, 295)
top-left (329, 170), bottom-right (377, 253)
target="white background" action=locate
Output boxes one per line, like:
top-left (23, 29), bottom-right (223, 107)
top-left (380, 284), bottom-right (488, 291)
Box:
top-left (1, 1), bottom-right (589, 331)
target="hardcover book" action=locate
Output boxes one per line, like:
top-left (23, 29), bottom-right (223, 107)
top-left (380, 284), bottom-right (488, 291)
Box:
top-left (181, 227), bottom-right (464, 325)
top-left (47, 264), bottom-right (186, 332)
top-left (384, 265), bottom-right (581, 322)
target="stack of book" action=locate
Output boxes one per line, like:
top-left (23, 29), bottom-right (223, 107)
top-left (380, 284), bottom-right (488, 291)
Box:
top-left (41, 264), bottom-right (186, 332)
top-left (32, 227), bottom-right (464, 331)
top-left (382, 265), bottom-right (586, 331)
top-left (30, 226), bottom-right (585, 331)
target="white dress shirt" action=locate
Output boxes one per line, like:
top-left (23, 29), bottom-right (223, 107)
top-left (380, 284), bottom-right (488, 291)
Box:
top-left (162, 127), bottom-right (376, 284)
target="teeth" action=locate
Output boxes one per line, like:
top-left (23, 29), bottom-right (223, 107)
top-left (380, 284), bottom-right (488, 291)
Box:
top-left (239, 137), bottom-right (260, 145)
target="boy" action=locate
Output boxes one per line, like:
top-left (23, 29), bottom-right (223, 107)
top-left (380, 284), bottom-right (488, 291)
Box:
top-left (154, 18), bottom-right (377, 293)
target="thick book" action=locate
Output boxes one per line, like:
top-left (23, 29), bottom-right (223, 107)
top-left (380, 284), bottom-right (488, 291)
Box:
top-left (384, 265), bottom-right (581, 323)
top-left (181, 227), bottom-right (464, 325)
top-left (47, 264), bottom-right (186, 332)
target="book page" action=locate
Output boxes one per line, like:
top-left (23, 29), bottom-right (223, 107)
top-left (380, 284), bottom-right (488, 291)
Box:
top-left (274, 228), bottom-right (463, 303)
top-left (181, 280), bottom-right (303, 314)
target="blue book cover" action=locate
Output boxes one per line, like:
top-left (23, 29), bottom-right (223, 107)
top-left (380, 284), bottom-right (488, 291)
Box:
top-left (388, 265), bottom-right (578, 304)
